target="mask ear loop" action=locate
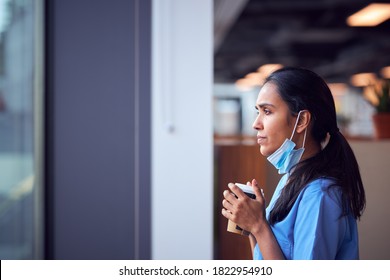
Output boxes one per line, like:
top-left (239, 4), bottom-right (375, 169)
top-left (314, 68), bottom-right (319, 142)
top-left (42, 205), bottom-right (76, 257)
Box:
top-left (289, 110), bottom-right (303, 140)
top-left (289, 110), bottom-right (307, 149)
top-left (301, 127), bottom-right (307, 149)
top-left (321, 133), bottom-right (331, 150)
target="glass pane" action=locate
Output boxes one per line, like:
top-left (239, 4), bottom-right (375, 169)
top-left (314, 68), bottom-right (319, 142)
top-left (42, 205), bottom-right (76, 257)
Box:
top-left (0, 0), bottom-right (43, 259)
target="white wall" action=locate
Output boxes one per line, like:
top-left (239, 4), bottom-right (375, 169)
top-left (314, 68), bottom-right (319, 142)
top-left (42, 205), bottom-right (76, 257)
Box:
top-left (152, 0), bottom-right (213, 259)
top-left (350, 140), bottom-right (390, 260)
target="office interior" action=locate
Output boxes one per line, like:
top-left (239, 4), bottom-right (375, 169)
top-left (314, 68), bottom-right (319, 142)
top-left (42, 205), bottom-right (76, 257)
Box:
top-left (0, 0), bottom-right (389, 260)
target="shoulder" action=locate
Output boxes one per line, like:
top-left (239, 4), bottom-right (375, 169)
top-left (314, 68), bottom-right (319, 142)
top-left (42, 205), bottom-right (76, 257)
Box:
top-left (304, 177), bottom-right (340, 193)
top-left (300, 177), bottom-right (343, 208)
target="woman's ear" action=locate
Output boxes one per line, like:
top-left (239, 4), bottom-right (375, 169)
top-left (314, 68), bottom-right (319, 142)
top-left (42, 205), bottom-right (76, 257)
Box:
top-left (296, 110), bottom-right (311, 133)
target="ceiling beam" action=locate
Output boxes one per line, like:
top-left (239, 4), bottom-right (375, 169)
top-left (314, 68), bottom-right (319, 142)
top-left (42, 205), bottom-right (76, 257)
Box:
top-left (214, 0), bottom-right (249, 53)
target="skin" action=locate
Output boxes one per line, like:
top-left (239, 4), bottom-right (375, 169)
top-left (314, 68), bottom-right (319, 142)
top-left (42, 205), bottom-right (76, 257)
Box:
top-left (221, 82), bottom-right (320, 259)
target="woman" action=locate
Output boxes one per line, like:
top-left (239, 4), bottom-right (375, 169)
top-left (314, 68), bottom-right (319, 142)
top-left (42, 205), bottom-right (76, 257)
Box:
top-left (221, 67), bottom-right (366, 260)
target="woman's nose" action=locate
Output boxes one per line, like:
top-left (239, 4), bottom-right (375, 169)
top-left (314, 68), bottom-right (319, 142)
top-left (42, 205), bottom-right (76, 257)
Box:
top-left (252, 114), bottom-right (263, 130)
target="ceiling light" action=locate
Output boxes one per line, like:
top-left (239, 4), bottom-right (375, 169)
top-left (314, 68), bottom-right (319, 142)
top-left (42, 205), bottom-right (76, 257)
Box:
top-left (245, 72), bottom-right (266, 84)
top-left (347, 3), bottom-right (390, 27)
top-left (328, 83), bottom-right (347, 96)
top-left (236, 66), bottom-right (284, 92)
top-left (350, 73), bottom-right (377, 87)
top-left (381, 66), bottom-right (390, 78)
top-left (257, 64), bottom-right (283, 75)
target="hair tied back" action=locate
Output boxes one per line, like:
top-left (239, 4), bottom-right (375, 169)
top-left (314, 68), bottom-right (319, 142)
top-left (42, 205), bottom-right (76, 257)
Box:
top-left (329, 127), bottom-right (340, 135)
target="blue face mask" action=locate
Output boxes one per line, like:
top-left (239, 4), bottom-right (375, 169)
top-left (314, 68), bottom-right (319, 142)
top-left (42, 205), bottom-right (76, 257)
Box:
top-left (267, 111), bottom-right (307, 174)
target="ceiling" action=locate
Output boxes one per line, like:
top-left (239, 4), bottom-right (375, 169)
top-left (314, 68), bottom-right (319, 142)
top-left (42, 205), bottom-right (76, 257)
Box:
top-left (214, 0), bottom-right (390, 84)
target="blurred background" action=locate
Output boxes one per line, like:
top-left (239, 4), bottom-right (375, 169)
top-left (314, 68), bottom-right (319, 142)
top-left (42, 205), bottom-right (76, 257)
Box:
top-left (0, 0), bottom-right (389, 260)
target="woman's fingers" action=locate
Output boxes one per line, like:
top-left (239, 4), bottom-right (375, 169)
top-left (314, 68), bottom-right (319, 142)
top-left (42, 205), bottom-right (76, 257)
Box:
top-left (227, 183), bottom-right (246, 199)
top-left (222, 199), bottom-right (233, 212)
top-left (221, 208), bottom-right (233, 219)
top-left (222, 189), bottom-right (238, 220)
top-left (223, 189), bottom-right (237, 202)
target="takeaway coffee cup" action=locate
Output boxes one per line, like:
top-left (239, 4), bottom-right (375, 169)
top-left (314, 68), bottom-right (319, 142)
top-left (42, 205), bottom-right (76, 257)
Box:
top-left (226, 183), bottom-right (256, 236)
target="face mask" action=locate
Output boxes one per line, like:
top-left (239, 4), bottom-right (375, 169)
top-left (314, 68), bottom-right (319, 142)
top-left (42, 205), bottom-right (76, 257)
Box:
top-left (267, 111), bottom-right (307, 174)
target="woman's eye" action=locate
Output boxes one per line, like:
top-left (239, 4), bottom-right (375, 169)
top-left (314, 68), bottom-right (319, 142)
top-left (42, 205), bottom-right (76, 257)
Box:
top-left (263, 108), bottom-right (271, 115)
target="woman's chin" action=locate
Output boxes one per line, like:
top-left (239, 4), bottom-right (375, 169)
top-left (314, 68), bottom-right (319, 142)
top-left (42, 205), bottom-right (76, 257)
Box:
top-left (259, 146), bottom-right (269, 157)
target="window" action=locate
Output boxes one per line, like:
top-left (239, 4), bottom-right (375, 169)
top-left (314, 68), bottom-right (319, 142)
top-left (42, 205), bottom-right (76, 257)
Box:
top-left (0, 0), bottom-right (44, 259)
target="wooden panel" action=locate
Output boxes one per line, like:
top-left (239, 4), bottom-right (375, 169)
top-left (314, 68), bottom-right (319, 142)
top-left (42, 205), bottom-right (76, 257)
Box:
top-left (214, 144), bottom-right (267, 260)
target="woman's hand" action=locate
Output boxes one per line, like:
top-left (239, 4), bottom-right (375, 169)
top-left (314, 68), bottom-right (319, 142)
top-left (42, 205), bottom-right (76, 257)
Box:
top-left (221, 179), bottom-right (267, 235)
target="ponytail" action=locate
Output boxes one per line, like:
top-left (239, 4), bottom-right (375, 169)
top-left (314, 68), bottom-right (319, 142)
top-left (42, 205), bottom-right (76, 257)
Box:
top-left (325, 131), bottom-right (365, 219)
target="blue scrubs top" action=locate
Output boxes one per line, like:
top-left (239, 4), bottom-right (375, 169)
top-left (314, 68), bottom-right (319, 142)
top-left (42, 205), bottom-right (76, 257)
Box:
top-left (254, 174), bottom-right (359, 260)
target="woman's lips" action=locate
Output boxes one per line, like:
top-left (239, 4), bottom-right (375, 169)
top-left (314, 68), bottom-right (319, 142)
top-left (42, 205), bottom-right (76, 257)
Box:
top-left (257, 136), bottom-right (266, 145)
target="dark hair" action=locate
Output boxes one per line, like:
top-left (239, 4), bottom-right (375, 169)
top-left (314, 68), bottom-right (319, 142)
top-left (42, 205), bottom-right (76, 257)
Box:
top-left (265, 67), bottom-right (366, 225)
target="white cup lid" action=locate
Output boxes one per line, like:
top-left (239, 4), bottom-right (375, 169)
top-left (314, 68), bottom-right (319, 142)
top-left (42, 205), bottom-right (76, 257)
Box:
top-left (234, 183), bottom-right (255, 195)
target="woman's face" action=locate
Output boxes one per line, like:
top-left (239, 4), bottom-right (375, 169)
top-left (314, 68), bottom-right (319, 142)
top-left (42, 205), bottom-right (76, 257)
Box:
top-left (252, 82), bottom-right (297, 157)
